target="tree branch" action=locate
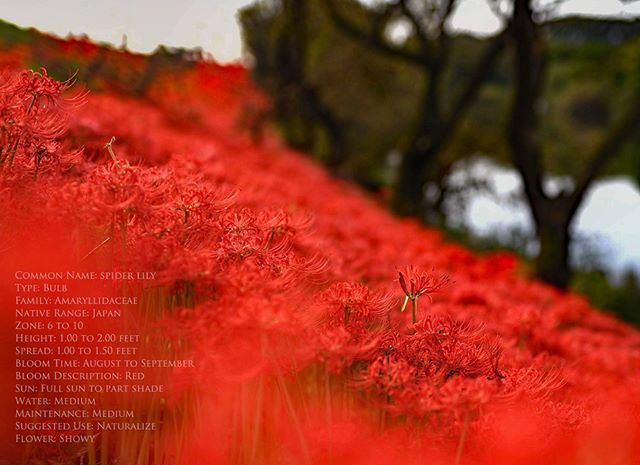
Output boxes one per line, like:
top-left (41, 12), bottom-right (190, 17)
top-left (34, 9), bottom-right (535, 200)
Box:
top-left (371, 0), bottom-right (400, 39)
top-left (507, 0), bottom-right (547, 215)
top-left (569, 101), bottom-right (640, 214)
top-left (438, 0), bottom-right (458, 32)
top-left (434, 0), bottom-right (457, 63)
top-left (436, 27), bottom-right (509, 147)
top-left (323, 0), bottom-right (427, 66)
top-left (397, 0), bottom-right (430, 52)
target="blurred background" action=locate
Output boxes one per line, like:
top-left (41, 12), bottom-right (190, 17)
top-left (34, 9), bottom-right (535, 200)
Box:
top-left (2, 0), bottom-right (640, 322)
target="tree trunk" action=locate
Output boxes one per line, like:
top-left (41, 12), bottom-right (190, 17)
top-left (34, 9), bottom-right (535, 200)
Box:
top-left (273, 0), bottom-right (346, 169)
top-left (391, 62), bottom-right (443, 217)
top-left (508, 0), bottom-right (574, 289)
top-left (392, 146), bottom-right (430, 216)
top-left (533, 202), bottom-right (572, 289)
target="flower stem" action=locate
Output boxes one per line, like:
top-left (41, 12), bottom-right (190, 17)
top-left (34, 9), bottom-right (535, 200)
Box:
top-left (27, 92), bottom-right (38, 114)
top-left (105, 136), bottom-right (119, 165)
top-left (455, 412), bottom-right (471, 465)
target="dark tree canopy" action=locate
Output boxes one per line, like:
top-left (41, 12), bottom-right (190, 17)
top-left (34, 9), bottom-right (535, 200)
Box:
top-left (239, 1), bottom-right (640, 289)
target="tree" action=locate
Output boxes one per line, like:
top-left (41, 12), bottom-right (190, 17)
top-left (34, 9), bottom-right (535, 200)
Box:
top-left (505, 0), bottom-right (640, 288)
top-left (239, 1), bottom-right (640, 289)
top-left (323, 0), bottom-right (508, 217)
top-left (239, 0), bottom-right (346, 168)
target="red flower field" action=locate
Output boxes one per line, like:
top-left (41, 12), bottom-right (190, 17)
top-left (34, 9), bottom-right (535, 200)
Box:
top-left (1, 37), bottom-right (639, 465)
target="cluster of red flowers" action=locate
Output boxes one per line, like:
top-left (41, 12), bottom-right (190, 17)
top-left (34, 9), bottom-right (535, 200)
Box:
top-left (0, 68), bottom-right (84, 178)
top-left (1, 49), bottom-right (640, 465)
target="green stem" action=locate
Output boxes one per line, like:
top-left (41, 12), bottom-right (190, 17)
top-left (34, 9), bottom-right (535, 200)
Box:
top-left (105, 136), bottom-right (119, 165)
top-left (7, 138), bottom-right (20, 167)
top-left (33, 155), bottom-right (41, 180)
top-left (455, 412), bottom-right (471, 465)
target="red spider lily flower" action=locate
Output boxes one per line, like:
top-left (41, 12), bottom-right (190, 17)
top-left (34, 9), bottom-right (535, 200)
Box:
top-left (0, 68), bottom-right (85, 177)
top-left (398, 266), bottom-right (450, 323)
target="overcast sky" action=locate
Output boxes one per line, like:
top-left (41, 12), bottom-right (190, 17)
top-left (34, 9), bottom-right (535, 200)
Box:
top-left (2, 0), bottom-right (640, 63)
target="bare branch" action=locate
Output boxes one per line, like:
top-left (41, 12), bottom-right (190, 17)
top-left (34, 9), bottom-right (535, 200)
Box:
top-left (371, 0), bottom-right (400, 39)
top-left (438, 0), bottom-right (458, 32)
top-left (397, 0), bottom-right (430, 50)
top-left (323, 0), bottom-right (427, 66)
top-left (487, 0), bottom-right (512, 23)
top-left (434, 0), bottom-right (458, 62)
top-left (569, 101), bottom-right (640, 214)
top-left (438, 27), bottom-right (509, 146)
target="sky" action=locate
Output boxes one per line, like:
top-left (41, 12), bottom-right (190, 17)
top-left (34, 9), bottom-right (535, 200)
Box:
top-left (2, 0), bottom-right (640, 63)
top-left (454, 159), bottom-right (640, 275)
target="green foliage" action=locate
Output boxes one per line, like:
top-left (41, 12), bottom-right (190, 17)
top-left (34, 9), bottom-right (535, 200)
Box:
top-left (572, 269), bottom-right (640, 326)
top-left (240, 0), bottom-right (424, 184)
top-left (239, 8), bottom-right (640, 190)
top-left (541, 34), bottom-right (640, 179)
top-left (0, 19), bottom-right (33, 46)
